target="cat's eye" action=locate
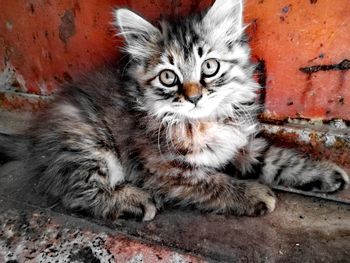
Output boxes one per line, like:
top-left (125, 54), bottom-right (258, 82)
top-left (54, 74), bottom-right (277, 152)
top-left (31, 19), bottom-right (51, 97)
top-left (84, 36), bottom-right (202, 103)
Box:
top-left (202, 59), bottom-right (220, 77)
top-left (159, 70), bottom-right (178, 87)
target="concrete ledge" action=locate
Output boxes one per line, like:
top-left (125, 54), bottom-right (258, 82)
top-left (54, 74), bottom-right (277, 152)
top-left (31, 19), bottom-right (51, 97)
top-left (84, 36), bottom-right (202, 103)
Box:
top-left (0, 91), bottom-right (51, 112)
top-left (262, 122), bottom-right (350, 169)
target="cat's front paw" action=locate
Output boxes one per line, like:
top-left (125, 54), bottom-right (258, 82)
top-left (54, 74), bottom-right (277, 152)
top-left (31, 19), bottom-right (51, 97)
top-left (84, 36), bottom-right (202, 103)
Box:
top-left (243, 182), bottom-right (277, 216)
top-left (117, 186), bottom-right (157, 221)
top-left (297, 164), bottom-right (349, 193)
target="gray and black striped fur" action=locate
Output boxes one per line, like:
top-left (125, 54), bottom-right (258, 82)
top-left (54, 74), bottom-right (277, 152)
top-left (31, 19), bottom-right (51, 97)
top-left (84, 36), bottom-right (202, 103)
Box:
top-left (0, 0), bottom-right (348, 221)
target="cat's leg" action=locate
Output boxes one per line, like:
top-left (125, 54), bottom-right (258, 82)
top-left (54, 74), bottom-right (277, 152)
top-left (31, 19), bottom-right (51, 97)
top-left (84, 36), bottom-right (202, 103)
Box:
top-left (144, 172), bottom-right (276, 216)
top-left (37, 150), bottom-right (156, 221)
top-left (63, 182), bottom-right (156, 221)
top-left (28, 100), bottom-right (157, 221)
top-left (234, 138), bottom-right (349, 193)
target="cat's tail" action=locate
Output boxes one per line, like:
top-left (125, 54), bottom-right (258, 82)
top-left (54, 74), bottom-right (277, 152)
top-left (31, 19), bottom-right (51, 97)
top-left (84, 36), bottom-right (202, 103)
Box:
top-left (0, 132), bottom-right (29, 164)
top-left (261, 144), bottom-right (349, 193)
top-left (236, 138), bottom-right (349, 193)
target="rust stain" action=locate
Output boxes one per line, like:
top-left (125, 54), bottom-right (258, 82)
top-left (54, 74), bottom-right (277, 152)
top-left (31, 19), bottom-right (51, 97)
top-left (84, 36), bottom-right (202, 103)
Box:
top-left (59, 9), bottom-right (76, 45)
top-left (0, 92), bottom-right (51, 112)
top-left (299, 60), bottom-right (349, 110)
top-left (337, 71), bottom-right (346, 91)
top-left (262, 124), bottom-right (350, 168)
top-left (106, 235), bottom-right (205, 263)
top-left (280, 4), bottom-right (292, 23)
top-left (301, 73), bottom-right (313, 104)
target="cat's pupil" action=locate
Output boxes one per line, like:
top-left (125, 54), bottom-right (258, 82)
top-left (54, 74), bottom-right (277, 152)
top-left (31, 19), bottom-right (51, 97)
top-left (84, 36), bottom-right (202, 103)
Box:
top-left (159, 70), bottom-right (177, 87)
top-left (202, 59), bottom-right (219, 77)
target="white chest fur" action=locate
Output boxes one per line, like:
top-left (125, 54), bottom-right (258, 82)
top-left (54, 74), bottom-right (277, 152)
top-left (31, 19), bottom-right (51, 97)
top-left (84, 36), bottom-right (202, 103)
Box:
top-left (172, 122), bottom-right (249, 168)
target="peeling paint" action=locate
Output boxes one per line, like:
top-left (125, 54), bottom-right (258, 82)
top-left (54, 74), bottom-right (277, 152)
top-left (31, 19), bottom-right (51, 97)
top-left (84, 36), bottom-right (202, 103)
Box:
top-left (0, 64), bottom-right (26, 93)
top-left (59, 9), bottom-right (76, 45)
top-left (5, 20), bottom-right (13, 30)
top-left (330, 119), bottom-right (348, 129)
top-left (324, 134), bottom-right (336, 147)
top-left (262, 123), bottom-right (350, 147)
top-left (0, 92), bottom-right (51, 112)
top-left (262, 122), bottom-right (350, 168)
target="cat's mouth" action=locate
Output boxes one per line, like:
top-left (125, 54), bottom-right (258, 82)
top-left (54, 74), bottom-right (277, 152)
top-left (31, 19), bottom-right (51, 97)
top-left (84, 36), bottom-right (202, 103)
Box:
top-left (174, 103), bottom-right (217, 119)
top-left (166, 94), bottom-right (227, 119)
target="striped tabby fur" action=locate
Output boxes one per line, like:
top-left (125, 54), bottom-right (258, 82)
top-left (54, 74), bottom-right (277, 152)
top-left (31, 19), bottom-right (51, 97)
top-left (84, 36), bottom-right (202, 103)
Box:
top-left (0, 0), bottom-right (348, 221)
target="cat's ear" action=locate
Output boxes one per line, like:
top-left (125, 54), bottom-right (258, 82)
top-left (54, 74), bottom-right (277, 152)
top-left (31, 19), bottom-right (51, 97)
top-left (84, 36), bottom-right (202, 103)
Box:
top-left (113, 9), bottom-right (160, 58)
top-left (203, 0), bottom-right (245, 41)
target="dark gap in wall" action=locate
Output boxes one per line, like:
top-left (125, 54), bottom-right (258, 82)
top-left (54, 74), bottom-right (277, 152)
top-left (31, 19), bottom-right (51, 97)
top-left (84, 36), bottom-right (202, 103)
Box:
top-left (255, 59), bottom-right (267, 107)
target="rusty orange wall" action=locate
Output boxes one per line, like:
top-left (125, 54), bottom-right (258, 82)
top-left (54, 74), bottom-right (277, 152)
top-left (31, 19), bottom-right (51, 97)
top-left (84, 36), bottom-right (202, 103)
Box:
top-left (1, 0), bottom-right (349, 121)
top-left (245, 0), bottom-right (350, 121)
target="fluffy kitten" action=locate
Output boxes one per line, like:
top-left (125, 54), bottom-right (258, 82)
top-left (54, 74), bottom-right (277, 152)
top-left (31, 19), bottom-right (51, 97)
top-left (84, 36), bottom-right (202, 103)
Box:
top-left (0, 0), bottom-right (348, 221)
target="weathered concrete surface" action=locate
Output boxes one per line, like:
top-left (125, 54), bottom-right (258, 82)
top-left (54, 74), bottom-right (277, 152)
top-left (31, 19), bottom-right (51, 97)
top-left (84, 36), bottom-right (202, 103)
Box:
top-left (0, 110), bottom-right (33, 134)
top-left (262, 122), bottom-right (350, 169)
top-left (0, 200), bottom-right (205, 263)
top-left (0, 159), bottom-right (349, 263)
top-left (0, 92), bottom-right (51, 112)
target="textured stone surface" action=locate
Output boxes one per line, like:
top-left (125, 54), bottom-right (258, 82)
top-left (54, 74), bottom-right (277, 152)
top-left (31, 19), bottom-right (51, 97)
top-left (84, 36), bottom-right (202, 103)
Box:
top-left (0, 204), bottom-right (204, 263)
top-left (0, 159), bottom-right (349, 262)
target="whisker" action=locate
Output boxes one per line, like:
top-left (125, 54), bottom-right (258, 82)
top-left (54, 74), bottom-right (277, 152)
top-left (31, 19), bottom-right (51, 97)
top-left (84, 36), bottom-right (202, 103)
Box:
top-left (157, 116), bottom-right (167, 162)
top-left (121, 57), bottom-right (136, 76)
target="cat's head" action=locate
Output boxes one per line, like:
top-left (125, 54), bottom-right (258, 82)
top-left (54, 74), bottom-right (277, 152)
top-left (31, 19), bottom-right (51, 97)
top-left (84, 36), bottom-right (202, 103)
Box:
top-left (114, 0), bottom-right (259, 121)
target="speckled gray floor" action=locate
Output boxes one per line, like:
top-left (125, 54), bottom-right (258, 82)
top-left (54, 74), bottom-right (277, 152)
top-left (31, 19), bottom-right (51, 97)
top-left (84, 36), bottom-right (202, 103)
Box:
top-left (0, 160), bottom-right (349, 262)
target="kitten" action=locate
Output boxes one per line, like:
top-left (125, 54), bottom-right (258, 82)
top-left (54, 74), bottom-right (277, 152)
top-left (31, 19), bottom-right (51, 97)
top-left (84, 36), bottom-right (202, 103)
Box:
top-left (0, 0), bottom-right (348, 221)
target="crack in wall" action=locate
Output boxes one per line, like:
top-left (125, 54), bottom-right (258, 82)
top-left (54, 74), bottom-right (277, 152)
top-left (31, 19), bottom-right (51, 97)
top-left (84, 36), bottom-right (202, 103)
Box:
top-left (299, 59), bottom-right (350, 74)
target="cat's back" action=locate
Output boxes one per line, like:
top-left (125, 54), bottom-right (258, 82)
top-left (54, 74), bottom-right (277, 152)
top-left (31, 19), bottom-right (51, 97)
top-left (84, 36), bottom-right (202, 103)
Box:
top-left (57, 63), bottom-right (129, 113)
top-left (30, 63), bottom-right (136, 154)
